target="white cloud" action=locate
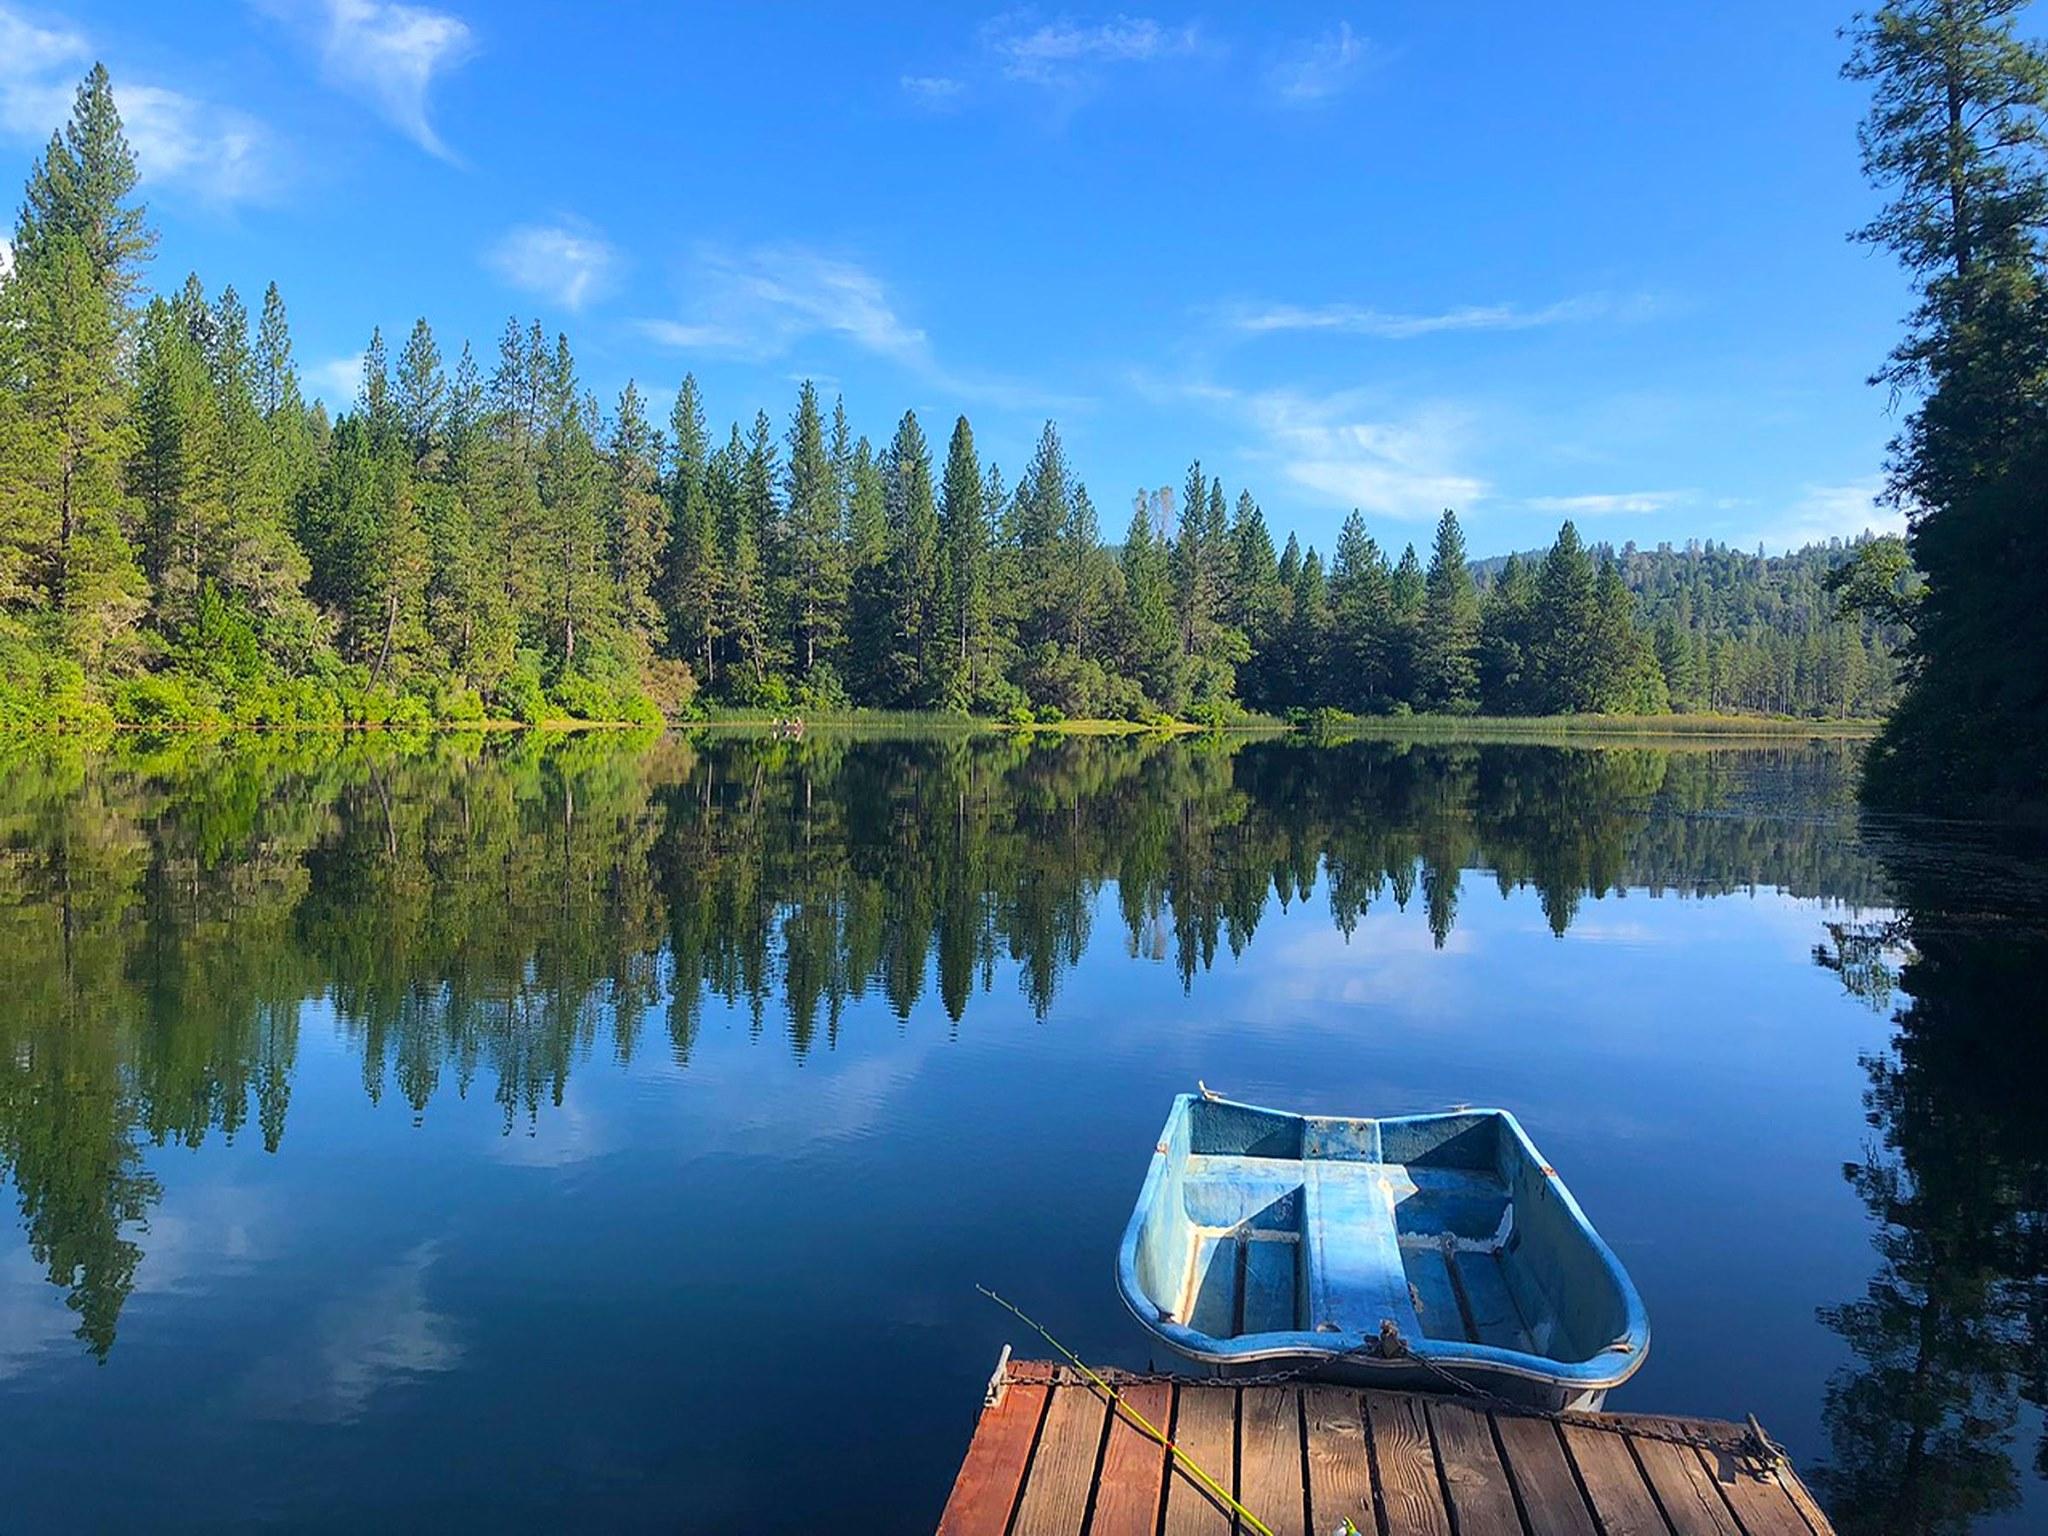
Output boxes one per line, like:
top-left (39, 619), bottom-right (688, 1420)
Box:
top-left (0, 238), bottom-right (12, 281)
top-left (266, 0), bottom-right (474, 161)
top-left (1525, 490), bottom-right (1689, 516)
top-left (638, 243), bottom-right (1082, 412)
top-left (486, 220), bottom-right (617, 311)
top-left (1222, 385), bottom-right (1486, 519)
top-left (1227, 293), bottom-right (1655, 339)
top-left (1743, 478), bottom-right (1903, 555)
top-left (900, 73), bottom-right (966, 107)
top-left (0, 4), bottom-right (282, 203)
top-left (1268, 21), bottom-right (1367, 105)
top-left (641, 244), bottom-right (928, 364)
top-left (981, 10), bottom-right (1202, 87)
top-left (307, 352), bottom-right (365, 408)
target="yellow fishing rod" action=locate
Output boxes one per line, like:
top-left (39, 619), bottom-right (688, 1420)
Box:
top-left (975, 1285), bottom-right (1277, 1536)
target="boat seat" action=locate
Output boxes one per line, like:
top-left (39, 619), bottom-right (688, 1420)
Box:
top-left (1303, 1160), bottom-right (1422, 1344)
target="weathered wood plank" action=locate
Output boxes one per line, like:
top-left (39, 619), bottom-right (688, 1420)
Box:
top-left (1303, 1388), bottom-right (1375, 1536)
top-left (1012, 1384), bottom-right (1109, 1536)
top-left (1693, 1443), bottom-right (1816, 1536)
top-left (1238, 1388), bottom-right (1307, 1536)
top-left (1631, 1429), bottom-right (1744, 1536)
top-left (1493, 1414), bottom-right (1599, 1536)
top-left (1426, 1402), bottom-right (1522, 1536)
top-left (936, 1377), bottom-right (1051, 1536)
top-left (1162, 1385), bottom-right (1239, 1536)
top-left (1562, 1421), bottom-right (1668, 1536)
top-left (1365, 1391), bottom-right (1451, 1536)
top-left (1086, 1383), bottom-right (1172, 1536)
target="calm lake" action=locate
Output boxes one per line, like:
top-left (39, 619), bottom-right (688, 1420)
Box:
top-left (1, 730), bottom-right (2041, 1534)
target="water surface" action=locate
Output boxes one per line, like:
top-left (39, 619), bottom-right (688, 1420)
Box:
top-left (0, 730), bottom-right (2041, 1534)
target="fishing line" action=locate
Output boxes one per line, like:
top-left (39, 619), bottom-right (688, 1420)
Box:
top-left (974, 1284), bottom-right (1276, 1536)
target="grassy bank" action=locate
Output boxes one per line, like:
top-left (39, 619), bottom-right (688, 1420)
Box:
top-left (1326, 712), bottom-right (1881, 741)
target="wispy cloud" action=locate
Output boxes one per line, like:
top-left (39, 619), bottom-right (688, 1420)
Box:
top-left (1744, 478), bottom-right (1902, 555)
top-left (1525, 490), bottom-right (1689, 516)
top-left (980, 10), bottom-right (1202, 88)
top-left (307, 352), bottom-right (366, 408)
top-left (1225, 292), bottom-right (1657, 339)
top-left (1268, 21), bottom-right (1368, 105)
top-left (1184, 382), bottom-right (1486, 519)
top-left (262, 0), bottom-right (474, 161)
top-left (900, 73), bottom-right (966, 108)
top-left (638, 243), bottom-right (1081, 412)
top-left (0, 4), bottom-right (283, 203)
top-left (485, 219), bottom-right (617, 312)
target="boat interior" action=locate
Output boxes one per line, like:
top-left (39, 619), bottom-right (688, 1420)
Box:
top-left (1131, 1100), bottom-right (1627, 1365)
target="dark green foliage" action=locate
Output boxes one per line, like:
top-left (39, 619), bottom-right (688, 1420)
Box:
top-left (1843, 0), bottom-right (2048, 807)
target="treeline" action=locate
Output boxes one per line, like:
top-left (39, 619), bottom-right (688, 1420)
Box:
top-left (2, 67), bottom-right (1899, 729)
top-left (1474, 540), bottom-right (1906, 718)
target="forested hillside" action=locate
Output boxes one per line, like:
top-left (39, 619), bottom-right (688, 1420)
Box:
top-left (1, 67), bottom-right (1903, 729)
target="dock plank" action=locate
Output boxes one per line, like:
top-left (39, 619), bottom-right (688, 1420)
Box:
top-left (937, 1366), bottom-right (1837, 1536)
top-left (1365, 1391), bottom-right (1452, 1536)
top-left (1161, 1385), bottom-right (1238, 1536)
top-left (1238, 1387), bottom-right (1307, 1536)
top-left (1012, 1384), bottom-right (1108, 1536)
top-left (1086, 1383), bottom-right (1171, 1536)
top-left (936, 1376), bottom-right (1051, 1536)
top-left (1631, 1430), bottom-right (1744, 1536)
top-left (1693, 1443), bottom-right (1816, 1536)
top-left (1303, 1388), bottom-right (1374, 1536)
top-left (1562, 1421), bottom-right (1668, 1536)
top-left (1425, 1402), bottom-right (1521, 1536)
top-left (1494, 1414), bottom-right (1599, 1536)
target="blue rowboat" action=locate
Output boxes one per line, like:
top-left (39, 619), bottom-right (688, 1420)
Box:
top-left (1116, 1092), bottom-right (1649, 1410)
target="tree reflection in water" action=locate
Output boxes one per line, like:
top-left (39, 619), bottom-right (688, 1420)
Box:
top-left (1808, 813), bottom-right (2048, 1536)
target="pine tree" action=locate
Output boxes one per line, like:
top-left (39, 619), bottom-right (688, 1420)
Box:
top-left (393, 319), bottom-right (447, 470)
top-left (662, 375), bottom-right (719, 687)
top-left (1417, 509), bottom-right (1479, 711)
top-left (537, 337), bottom-right (611, 675)
top-left (0, 72), bottom-right (150, 674)
top-left (1531, 521), bottom-right (1600, 711)
top-left (608, 381), bottom-right (666, 663)
top-left (134, 292), bottom-right (229, 637)
top-left (1120, 490), bottom-right (1176, 700)
top-left (939, 416), bottom-right (988, 706)
top-left (1478, 554), bottom-right (1537, 712)
top-left (783, 381), bottom-right (847, 678)
top-left (714, 424), bottom-right (768, 690)
top-left (1328, 510), bottom-right (1392, 709)
top-left (879, 410), bottom-right (943, 705)
top-left (12, 64), bottom-right (155, 305)
top-left (844, 436), bottom-right (890, 700)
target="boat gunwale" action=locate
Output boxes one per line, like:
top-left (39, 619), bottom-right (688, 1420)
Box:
top-left (1113, 1092), bottom-right (1652, 1392)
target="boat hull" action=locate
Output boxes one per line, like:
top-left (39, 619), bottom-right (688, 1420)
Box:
top-left (1116, 1094), bottom-right (1648, 1411)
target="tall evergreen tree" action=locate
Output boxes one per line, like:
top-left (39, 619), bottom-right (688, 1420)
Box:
top-left (1843, 0), bottom-right (2048, 804)
top-left (662, 375), bottom-right (719, 687)
top-left (939, 416), bottom-right (989, 706)
top-left (782, 381), bottom-right (846, 678)
top-left (879, 411), bottom-right (943, 705)
top-left (1418, 510), bottom-right (1479, 711)
top-left (607, 381), bottom-right (665, 663)
top-left (1328, 510), bottom-right (1392, 709)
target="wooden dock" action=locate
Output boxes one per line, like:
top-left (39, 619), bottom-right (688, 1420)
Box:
top-left (936, 1361), bottom-right (1835, 1536)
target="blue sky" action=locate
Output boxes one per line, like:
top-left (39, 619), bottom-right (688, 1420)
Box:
top-left (1, 2), bottom-right (1927, 558)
